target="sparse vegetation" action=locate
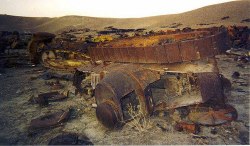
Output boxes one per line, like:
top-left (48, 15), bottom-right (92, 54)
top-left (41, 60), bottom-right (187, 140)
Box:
top-left (125, 103), bottom-right (152, 132)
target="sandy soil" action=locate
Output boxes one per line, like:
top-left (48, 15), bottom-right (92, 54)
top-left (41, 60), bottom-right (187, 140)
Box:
top-left (0, 52), bottom-right (249, 145)
top-left (0, 1), bottom-right (249, 33)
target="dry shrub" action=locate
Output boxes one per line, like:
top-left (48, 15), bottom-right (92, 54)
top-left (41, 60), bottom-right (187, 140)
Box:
top-left (125, 104), bottom-right (152, 132)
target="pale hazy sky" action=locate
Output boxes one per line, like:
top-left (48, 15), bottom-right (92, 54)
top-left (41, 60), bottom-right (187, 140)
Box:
top-left (0, 0), bottom-right (236, 18)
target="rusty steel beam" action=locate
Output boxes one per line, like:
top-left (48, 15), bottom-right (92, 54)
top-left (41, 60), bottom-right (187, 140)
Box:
top-left (89, 29), bottom-right (229, 64)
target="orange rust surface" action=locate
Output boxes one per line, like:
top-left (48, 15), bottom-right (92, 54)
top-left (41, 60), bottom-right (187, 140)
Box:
top-left (89, 28), bottom-right (229, 64)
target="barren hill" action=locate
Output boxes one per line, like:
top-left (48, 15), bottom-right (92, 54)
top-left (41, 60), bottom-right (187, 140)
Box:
top-left (0, 0), bottom-right (249, 33)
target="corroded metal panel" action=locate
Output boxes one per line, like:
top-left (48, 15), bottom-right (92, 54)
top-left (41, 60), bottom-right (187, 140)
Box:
top-left (155, 45), bottom-right (168, 63)
top-left (197, 72), bottom-right (224, 102)
top-left (120, 47), bottom-right (130, 63)
top-left (127, 47), bottom-right (138, 63)
top-left (165, 43), bottom-right (182, 63)
top-left (194, 37), bottom-right (214, 59)
top-left (113, 48), bottom-right (121, 62)
top-left (179, 40), bottom-right (198, 61)
top-left (136, 47), bottom-right (146, 63)
top-left (104, 47), bottom-right (113, 61)
top-left (89, 30), bottom-right (229, 64)
top-left (144, 47), bottom-right (157, 63)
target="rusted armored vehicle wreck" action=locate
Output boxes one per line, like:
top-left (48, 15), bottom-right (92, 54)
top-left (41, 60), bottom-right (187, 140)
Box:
top-left (71, 27), bottom-right (237, 128)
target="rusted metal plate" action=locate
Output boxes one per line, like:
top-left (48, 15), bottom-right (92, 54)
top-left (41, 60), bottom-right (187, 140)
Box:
top-left (165, 43), bottom-right (182, 63)
top-left (194, 37), bottom-right (214, 59)
top-left (188, 104), bottom-right (237, 125)
top-left (88, 48), bottom-right (95, 61)
top-left (155, 45), bottom-right (169, 63)
top-left (152, 72), bottom-right (226, 111)
top-left (97, 47), bottom-right (102, 61)
top-left (99, 47), bottom-right (106, 61)
top-left (197, 72), bottom-right (224, 102)
top-left (108, 47), bottom-right (116, 61)
top-left (119, 47), bottom-right (129, 63)
top-left (157, 46), bottom-right (168, 63)
top-left (136, 47), bottom-right (146, 63)
top-left (113, 48), bottom-right (121, 62)
top-left (127, 47), bottom-right (139, 63)
top-left (144, 47), bottom-right (157, 63)
top-left (117, 48), bottom-right (125, 62)
top-left (179, 40), bottom-right (198, 61)
top-left (175, 122), bottom-right (200, 134)
top-left (89, 30), bottom-right (228, 64)
top-left (30, 109), bottom-right (70, 129)
top-left (96, 47), bottom-right (103, 60)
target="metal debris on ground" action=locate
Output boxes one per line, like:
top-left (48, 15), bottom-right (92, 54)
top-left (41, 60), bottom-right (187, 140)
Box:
top-left (29, 109), bottom-right (70, 130)
top-left (48, 133), bottom-right (93, 145)
top-left (188, 104), bottom-right (238, 126)
top-left (232, 72), bottom-right (240, 79)
top-left (35, 91), bottom-right (68, 106)
top-left (227, 25), bottom-right (249, 49)
top-left (45, 80), bottom-right (64, 90)
top-left (175, 122), bottom-right (200, 134)
top-left (41, 71), bottom-right (73, 81)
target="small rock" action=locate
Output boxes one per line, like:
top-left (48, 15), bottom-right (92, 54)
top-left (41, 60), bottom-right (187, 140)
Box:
top-left (211, 127), bottom-right (217, 135)
top-left (232, 72), bottom-right (240, 79)
top-left (16, 89), bottom-right (22, 94)
top-left (91, 103), bottom-right (97, 108)
top-left (48, 133), bottom-right (93, 145)
top-left (221, 16), bottom-right (230, 20)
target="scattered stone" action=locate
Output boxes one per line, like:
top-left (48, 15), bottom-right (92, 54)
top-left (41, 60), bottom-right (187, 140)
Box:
top-left (16, 89), bottom-right (22, 94)
top-left (48, 133), bottom-right (93, 145)
top-left (91, 103), bottom-right (97, 108)
top-left (236, 64), bottom-right (247, 69)
top-left (156, 123), bottom-right (167, 132)
top-left (232, 72), bottom-right (240, 79)
top-left (45, 80), bottom-right (64, 90)
top-left (221, 16), bottom-right (230, 20)
top-left (210, 127), bottom-right (217, 135)
top-left (192, 134), bottom-right (207, 139)
top-left (241, 18), bottom-right (250, 23)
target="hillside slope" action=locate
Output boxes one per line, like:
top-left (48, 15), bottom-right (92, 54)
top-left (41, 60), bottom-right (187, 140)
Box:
top-left (0, 0), bottom-right (249, 33)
